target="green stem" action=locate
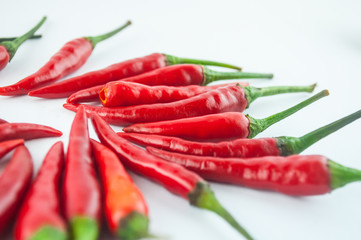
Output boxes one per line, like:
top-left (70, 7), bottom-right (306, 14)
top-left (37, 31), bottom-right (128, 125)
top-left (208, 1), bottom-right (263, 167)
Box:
top-left (29, 226), bottom-right (68, 240)
top-left (117, 211), bottom-right (149, 240)
top-left (247, 90), bottom-right (329, 138)
top-left (189, 182), bottom-right (253, 240)
top-left (244, 83), bottom-right (316, 107)
top-left (328, 160), bottom-right (361, 190)
top-left (164, 53), bottom-right (242, 70)
top-left (277, 109), bottom-right (361, 155)
top-left (85, 20), bottom-right (131, 48)
top-left (1, 16), bottom-right (46, 60)
top-left (0, 34), bottom-right (41, 42)
top-left (71, 216), bottom-right (99, 240)
top-left (203, 66), bottom-right (273, 85)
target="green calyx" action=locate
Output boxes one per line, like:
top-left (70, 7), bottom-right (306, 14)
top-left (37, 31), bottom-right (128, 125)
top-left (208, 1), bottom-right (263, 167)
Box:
top-left (277, 109), bottom-right (361, 156)
top-left (85, 20), bottom-right (132, 48)
top-left (1, 16), bottom-right (46, 60)
top-left (164, 54), bottom-right (242, 70)
top-left (117, 211), bottom-right (149, 240)
top-left (188, 181), bottom-right (253, 240)
top-left (71, 216), bottom-right (99, 240)
top-left (202, 66), bottom-right (273, 85)
top-left (328, 160), bottom-right (361, 190)
top-left (29, 226), bottom-right (68, 240)
top-left (243, 83), bottom-right (316, 107)
top-left (247, 90), bottom-right (329, 139)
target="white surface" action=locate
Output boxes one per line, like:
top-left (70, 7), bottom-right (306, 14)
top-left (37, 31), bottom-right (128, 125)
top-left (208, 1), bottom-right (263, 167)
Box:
top-left (1, 1), bottom-right (361, 239)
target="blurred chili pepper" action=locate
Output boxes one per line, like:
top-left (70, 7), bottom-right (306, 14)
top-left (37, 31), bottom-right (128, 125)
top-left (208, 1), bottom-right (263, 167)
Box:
top-left (0, 35), bottom-right (41, 42)
top-left (148, 147), bottom-right (361, 196)
top-left (14, 141), bottom-right (67, 240)
top-left (27, 53), bottom-right (246, 99)
top-left (0, 119), bottom-right (8, 124)
top-left (0, 21), bottom-right (131, 96)
top-left (0, 17), bottom-right (46, 71)
top-left (0, 139), bottom-right (24, 160)
top-left (123, 90), bottom-right (328, 141)
top-left (0, 123), bottom-right (62, 142)
top-left (0, 146), bottom-right (33, 234)
top-left (119, 109), bottom-right (361, 157)
top-left (91, 140), bottom-right (149, 240)
top-left (62, 106), bottom-right (101, 240)
top-left (64, 84), bottom-right (317, 126)
top-left (91, 112), bottom-right (254, 240)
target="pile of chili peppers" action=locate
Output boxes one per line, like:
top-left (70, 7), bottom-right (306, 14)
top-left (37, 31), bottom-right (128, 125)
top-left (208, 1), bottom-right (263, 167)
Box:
top-left (0, 16), bottom-right (360, 240)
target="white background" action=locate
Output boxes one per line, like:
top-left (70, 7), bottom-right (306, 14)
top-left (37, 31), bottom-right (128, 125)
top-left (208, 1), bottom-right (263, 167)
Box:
top-left (1, 1), bottom-right (361, 239)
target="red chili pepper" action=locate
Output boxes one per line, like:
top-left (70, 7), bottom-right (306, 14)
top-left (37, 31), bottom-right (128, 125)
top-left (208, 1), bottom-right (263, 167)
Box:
top-left (0, 17), bottom-right (46, 71)
top-left (90, 112), bottom-right (254, 240)
top-left (0, 139), bottom-right (24, 160)
top-left (14, 141), bottom-right (67, 240)
top-left (91, 139), bottom-right (150, 239)
top-left (123, 90), bottom-right (328, 141)
top-left (64, 84), bottom-right (317, 127)
top-left (0, 122), bottom-right (62, 142)
top-left (62, 106), bottom-right (101, 240)
top-left (100, 81), bottom-right (250, 107)
top-left (29, 62), bottom-right (271, 99)
top-left (67, 84), bottom-right (105, 104)
top-left (0, 21), bottom-right (131, 96)
top-left (0, 146), bottom-right (33, 234)
top-left (147, 147), bottom-right (361, 196)
top-left (0, 118), bottom-right (8, 124)
top-left (119, 109), bottom-right (361, 157)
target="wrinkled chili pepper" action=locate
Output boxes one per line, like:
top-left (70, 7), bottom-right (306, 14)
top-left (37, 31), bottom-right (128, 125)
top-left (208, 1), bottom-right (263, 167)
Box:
top-left (148, 147), bottom-right (361, 196)
top-left (0, 17), bottom-right (46, 71)
top-left (0, 122), bottom-right (62, 142)
top-left (14, 141), bottom-right (67, 240)
top-left (100, 82), bottom-right (252, 107)
top-left (123, 90), bottom-right (328, 141)
top-left (91, 112), bottom-right (253, 240)
top-left (0, 146), bottom-right (33, 234)
top-left (69, 82), bottom-right (249, 105)
top-left (119, 109), bottom-right (361, 157)
top-left (64, 84), bottom-right (317, 127)
top-left (62, 106), bottom-right (101, 240)
top-left (91, 140), bottom-right (149, 240)
top-left (26, 53), bottom-right (247, 99)
top-left (0, 139), bottom-right (24, 160)
top-left (0, 21), bottom-right (131, 96)
top-left (0, 35), bottom-right (42, 42)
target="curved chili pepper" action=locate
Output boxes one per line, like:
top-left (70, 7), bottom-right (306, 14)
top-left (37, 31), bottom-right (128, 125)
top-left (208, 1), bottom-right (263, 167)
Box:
top-left (100, 82), bottom-right (251, 107)
top-left (28, 56), bottom-right (259, 99)
top-left (67, 84), bottom-right (105, 104)
top-left (14, 141), bottom-right (67, 240)
top-left (123, 90), bottom-right (328, 141)
top-left (0, 35), bottom-right (42, 42)
top-left (64, 84), bottom-right (317, 127)
top-left (119, 109), bottom-right (361, 157)
top-left (0, 139), bottom-right (24, 160)
top-left (91, 140), bottom-right (149, 240)
top-left (148, 147), bottom-right (361, 196)
top-left (0, 21), bottom-right (131, 96)
top-left (0, 17), bottom-right (46, 71)
top-left (0, 123), bottom-right (62, 142)
top-left (0, 146), bottom-right (33, 234)
top-left (62, 106), bottom-right (101, 240)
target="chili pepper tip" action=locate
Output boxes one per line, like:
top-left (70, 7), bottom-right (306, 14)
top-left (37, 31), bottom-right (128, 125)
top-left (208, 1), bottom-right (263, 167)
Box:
top-left (329, 160), bottom-right (361, 190)
top-left (117, 211), bottom-right (149, 240)
top-left (26, 226), bottom-right (68, 240)
top-left (71, 216), bottom-right (99, 240)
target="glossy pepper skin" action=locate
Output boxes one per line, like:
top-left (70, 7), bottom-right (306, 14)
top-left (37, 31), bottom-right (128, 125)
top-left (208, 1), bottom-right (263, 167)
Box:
top-left (0, 17), bottom-right (46, 71)
top-left (148, 147), bottom-right (361, 196)
top-left (91, 140), bottom-right (149, 240)
top-left (90, 112), bottom-right (253, 240)
top-left (0, 21), bottom-right (131, 96)
top-left (0, 146), bottom-right (33, 234)
top-left (27, 54), bottom-right (246, 99)
top-left (64, 84), bottom-right (316, 127)
top-left (0, 123), bottom-right (62, 142)
top-left (100, 81), bottom-right (248, 107)
top-left (123, 90), bottom-right (328, 141)
top-left (62, 106), bottom-right (101, 240)
top-left (14, 142), bottom-right (68, 240)
top-left (0, 139), bottom-right (25, 159)
top-left (120, 109), bottom-right (361, 156)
